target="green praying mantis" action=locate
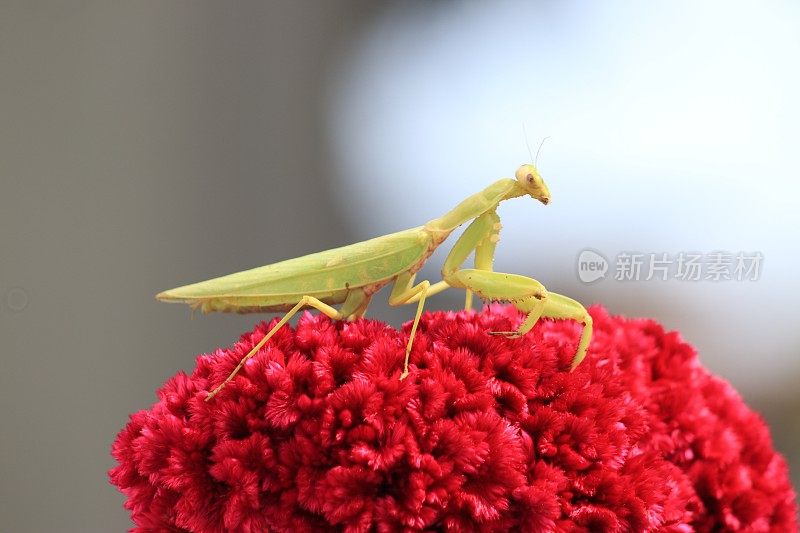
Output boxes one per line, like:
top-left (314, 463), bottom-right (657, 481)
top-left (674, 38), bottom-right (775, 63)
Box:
top-left (157, 164), bottom-right (592, 401)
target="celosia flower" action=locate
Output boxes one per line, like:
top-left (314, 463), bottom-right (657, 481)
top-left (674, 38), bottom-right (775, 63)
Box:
top-left (110, 305), bottom-right (797, 532)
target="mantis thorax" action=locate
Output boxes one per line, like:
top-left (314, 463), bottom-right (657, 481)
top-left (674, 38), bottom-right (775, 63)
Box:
top-left (424, 165), bottom-right (549, 236)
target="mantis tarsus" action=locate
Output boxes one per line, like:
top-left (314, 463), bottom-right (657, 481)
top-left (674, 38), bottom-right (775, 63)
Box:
top-left (157, 164), bottom-right (593, 401)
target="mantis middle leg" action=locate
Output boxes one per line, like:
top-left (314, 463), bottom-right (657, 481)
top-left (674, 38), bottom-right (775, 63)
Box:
top-left (205, 289), bottom-right (369, 401)
top-left (389, 272), bottom-right (440, 380)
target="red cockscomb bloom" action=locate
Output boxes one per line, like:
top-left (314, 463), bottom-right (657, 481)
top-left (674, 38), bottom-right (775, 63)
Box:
top-left (110, 305), bottom-right (797, 532)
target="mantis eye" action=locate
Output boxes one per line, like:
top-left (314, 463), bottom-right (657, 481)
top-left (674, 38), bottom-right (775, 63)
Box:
top-left (527, 174), bottom-right (535, 184)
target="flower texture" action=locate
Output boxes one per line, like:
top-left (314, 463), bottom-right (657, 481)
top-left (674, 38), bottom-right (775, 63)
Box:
top-left (110, 305), bottom-right (797, 532)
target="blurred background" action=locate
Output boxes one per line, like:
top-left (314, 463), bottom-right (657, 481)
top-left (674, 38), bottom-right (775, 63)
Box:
top-left (1, 1), bottom-right (798, 530)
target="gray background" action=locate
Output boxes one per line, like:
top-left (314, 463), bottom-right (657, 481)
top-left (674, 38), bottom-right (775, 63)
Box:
top-left (1, 2), bottom-right (797, 532)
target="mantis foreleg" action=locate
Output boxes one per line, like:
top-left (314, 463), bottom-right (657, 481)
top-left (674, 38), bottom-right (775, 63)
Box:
top-left (407, 211), bottom-right (502, 310)
top-left (466, 210), bottom-right (500, 311)
top-left (450, 268), bottom-right (592, 367)
top-left (440, 209), bottom-right (501, 287)
top-left (540, 292), bottom-right (593, 369)
top-left (441, 212), bottom-right (592, 368)
top-left (205, 290), bottom-right (368, 401)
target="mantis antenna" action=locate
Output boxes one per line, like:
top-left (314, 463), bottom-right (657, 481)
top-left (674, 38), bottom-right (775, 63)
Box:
top-left (522, 123), bottom-right (535, 163)
top-left (535, 136), bottom-right (551, 167)
top-left (522, 124), bottom-right (550, 168)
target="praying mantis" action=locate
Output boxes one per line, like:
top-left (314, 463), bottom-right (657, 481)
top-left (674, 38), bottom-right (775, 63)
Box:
top-left (157, 164), bottom-right (593, 401)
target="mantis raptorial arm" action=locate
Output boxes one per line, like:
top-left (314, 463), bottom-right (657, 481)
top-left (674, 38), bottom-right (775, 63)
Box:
top-left (539, 292), bottom-right (593, 369)
top-left (406, 212), bottom-right (501, 309)
top-left (205, 290), bottom-right (369, 401)
top-left (467, 210), bottom-right (501, 311)
top-left (439, 210), bottom-right (593, 367)
top-left (440, 210), bottom-right (501, 284)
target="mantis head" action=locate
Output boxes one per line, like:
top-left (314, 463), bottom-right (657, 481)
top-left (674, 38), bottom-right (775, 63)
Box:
top-left (515, 164), bottom-right (551, 205)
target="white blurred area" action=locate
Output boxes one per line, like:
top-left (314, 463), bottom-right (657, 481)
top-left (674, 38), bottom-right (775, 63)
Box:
top-left (325, 1), bottom-right (800, 401)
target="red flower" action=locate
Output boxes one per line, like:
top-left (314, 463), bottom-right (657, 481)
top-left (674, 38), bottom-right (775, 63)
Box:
top-left (110, 305), bottom-right (797, 532)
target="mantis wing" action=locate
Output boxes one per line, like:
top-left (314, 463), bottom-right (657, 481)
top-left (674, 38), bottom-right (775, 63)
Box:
top-left (157, 227), bottom-right (432, 313)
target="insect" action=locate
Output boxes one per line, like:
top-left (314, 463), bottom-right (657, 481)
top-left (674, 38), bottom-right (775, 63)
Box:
top-left (158, 164), bottom-right (593, 401)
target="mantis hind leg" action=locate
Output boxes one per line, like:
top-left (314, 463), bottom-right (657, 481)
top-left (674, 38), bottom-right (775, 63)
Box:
top-left (205, 290), bottom-right (368, 401)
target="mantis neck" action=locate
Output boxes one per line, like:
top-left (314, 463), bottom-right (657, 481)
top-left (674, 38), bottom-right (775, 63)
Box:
top-left (424, 178), bottom-right (526, 235)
